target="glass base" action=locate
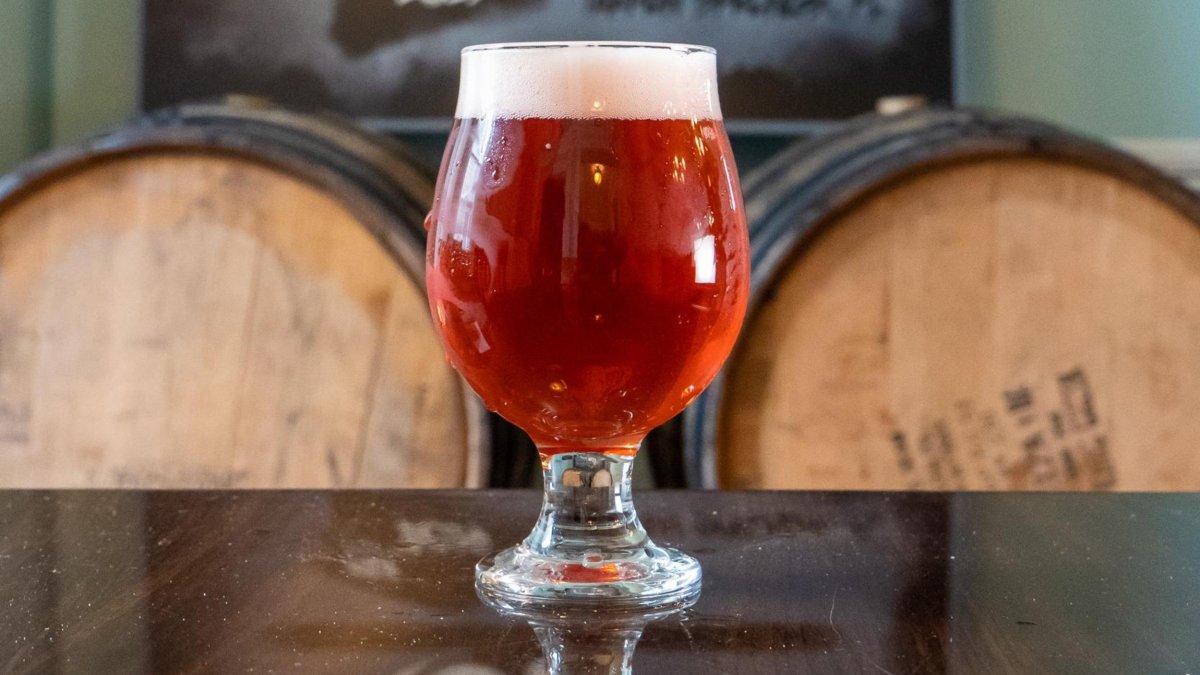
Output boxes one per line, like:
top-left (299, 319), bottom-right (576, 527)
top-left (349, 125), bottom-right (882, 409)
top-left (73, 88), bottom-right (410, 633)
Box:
top-left (476, 542), bottom-right (701, 609)
top-left (476, 451), bottom-right (702, 610)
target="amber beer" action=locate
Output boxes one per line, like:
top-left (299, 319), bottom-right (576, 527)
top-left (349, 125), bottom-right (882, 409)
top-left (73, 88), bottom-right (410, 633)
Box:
top-left (426, 45), bottom-right (749, 454)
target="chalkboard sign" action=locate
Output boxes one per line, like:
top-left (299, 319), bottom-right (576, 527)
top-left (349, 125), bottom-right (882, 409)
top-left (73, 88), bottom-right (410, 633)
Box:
top-left (142, 0), bottom-right (951, 132)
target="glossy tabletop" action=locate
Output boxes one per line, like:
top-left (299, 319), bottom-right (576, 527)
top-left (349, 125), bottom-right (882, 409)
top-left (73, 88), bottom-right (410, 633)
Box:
top-left (1, 490), bottom-right (1198, 674)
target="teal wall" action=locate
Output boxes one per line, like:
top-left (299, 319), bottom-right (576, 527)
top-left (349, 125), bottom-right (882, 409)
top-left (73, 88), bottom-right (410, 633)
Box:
top-left (956, 0), bottom-right (1200, 139)
top-left (0, 0), bottom-right (52, 172)
top-left (1, 0), bottom-right (1198, 171)
top-left (0, 0), bottom-right (139, 172)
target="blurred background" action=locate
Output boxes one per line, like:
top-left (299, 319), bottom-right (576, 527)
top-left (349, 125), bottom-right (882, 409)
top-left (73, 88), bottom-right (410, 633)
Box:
top-left (3, 1), bottom-right (1200, 172)
top-left (2, 0), bottom-right (1200, 491)
top-left (0, 1), bottom-right (1195, 172)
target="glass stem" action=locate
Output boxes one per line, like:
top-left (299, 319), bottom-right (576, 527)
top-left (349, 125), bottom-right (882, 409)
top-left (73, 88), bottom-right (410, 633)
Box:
top-left (524, 451), bottom-right (647, 562)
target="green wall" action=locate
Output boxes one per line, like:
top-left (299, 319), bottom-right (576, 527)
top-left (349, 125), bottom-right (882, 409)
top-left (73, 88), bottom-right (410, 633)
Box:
top-left (1, 0), bottom-right (1198, 171)
top-left (0, 0), bottom-right (139, 172)
top-left (956, 0), bottom-right (1200, 139)
top-left (0, 0), bottom-right (51, 172)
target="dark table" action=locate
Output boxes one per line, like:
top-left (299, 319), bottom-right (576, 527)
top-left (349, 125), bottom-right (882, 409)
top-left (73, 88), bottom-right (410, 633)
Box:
top-left (1, 490), bottom-right (1198, 674)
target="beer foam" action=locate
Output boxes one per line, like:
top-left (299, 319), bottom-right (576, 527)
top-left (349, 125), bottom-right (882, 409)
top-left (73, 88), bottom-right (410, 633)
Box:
top-left (456, 42), bottom-right (722, 121)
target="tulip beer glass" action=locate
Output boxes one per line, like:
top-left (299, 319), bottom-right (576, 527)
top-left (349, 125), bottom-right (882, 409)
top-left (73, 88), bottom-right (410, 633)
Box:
top-left (427, 42), bottom-right (749, 607)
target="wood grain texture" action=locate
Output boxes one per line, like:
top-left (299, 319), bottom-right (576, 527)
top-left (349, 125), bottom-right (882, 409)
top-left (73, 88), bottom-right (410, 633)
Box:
top-left (0, 148), bottom-right (470, 488)
top-left (695, 110), bottom-right (1200, 491)
top-left (720, 157), bottom-right (1200, 490)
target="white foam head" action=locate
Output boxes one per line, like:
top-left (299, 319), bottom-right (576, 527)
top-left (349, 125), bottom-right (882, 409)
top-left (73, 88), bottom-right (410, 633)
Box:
top-left (456, 42), bottom-right (721, 120)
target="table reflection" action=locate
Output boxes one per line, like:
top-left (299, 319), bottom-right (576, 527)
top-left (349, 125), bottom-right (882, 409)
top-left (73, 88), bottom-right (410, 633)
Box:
top-left (2, 491), bottom-right (1197, 673)
top-left (478, 589), bottom-right (699, 675)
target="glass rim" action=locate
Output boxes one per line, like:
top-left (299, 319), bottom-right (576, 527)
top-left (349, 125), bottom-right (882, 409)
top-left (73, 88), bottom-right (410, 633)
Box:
top-left (461, 41), bottom-right (716, 55)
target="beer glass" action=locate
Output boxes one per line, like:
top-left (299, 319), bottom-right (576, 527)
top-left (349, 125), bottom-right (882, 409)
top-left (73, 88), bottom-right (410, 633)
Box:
top-left (427, 42), bottom-right (749, 607)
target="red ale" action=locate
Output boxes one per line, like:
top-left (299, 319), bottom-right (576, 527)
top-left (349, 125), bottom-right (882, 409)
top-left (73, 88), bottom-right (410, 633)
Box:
top-left (427, 115), bottom-right (748, 453)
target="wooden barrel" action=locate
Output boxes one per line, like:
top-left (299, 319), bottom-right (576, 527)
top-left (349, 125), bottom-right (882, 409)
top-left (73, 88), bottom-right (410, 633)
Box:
top-left (0, 100), bottom-right (485, 488)
top-left (688, 108), bottom-right (1200, 491)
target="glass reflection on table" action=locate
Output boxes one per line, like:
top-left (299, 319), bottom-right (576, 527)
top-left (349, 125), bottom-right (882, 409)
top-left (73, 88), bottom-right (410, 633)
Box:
top-left (477, 586), bottom-right (700, 675)
top-left (7, 491), bottom-right (1198, 673)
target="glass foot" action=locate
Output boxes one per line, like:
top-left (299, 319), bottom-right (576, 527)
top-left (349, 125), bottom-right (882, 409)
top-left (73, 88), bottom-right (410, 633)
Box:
top-left (476, 541), bottom-right (701, 609)
top-left (477, 451), bottom-right (702, 610)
